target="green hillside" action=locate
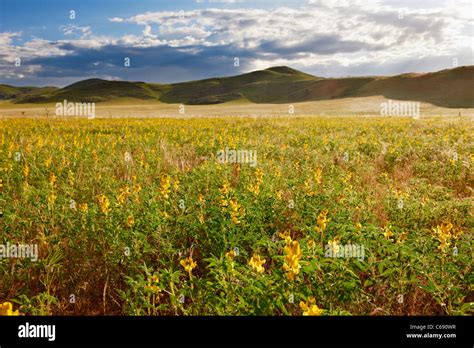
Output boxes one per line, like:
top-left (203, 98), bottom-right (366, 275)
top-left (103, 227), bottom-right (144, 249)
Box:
top-left (357, 66), bottom-right (474, 108)
top-left (0, 84), bottom-right (58, 100)
top-left (3, 65), bottom-right (473, 108)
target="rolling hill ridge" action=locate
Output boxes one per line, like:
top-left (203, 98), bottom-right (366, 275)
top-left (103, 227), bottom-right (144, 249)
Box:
top-left (1, 65), bottom-right (473, 108)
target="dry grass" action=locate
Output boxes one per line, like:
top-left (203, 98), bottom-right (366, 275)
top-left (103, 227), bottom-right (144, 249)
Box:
top-left (1, 96), bottom-right (474, 118)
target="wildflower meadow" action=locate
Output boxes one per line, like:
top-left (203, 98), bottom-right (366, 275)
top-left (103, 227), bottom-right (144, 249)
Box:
top-left (1, 116), bottom-right (472, 316)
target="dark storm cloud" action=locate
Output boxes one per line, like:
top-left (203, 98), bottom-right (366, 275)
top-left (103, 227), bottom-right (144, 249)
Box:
top-left (20, 31), bottom-right (387, 86)
top-left (258, 34), bottom-right (387, 57)
top-left (24, 42), bottom-right (259, 84)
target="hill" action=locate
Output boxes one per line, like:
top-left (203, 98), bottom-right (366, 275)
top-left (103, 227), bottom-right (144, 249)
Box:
top-left (0, 84), bottom-right (59, 101)
top-left (2, 65), bottom-right (473, 108)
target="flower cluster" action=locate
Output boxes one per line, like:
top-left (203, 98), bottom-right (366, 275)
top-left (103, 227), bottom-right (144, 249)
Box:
top-left (97, 194), bottom-right (111, 214)
top-left (0, 302), bottom-right (20, 316)
top-left (144, 275), bottom-right (161, 294)
top-left (228, 197), bottom-right (244, 224)
top-left (315, 209), bottom-right (330, 233)
top-left (282, 235), bottom-right (302, 281)
top-left (248, 253), bottom-right (266, 273)
top-left (383, 226), bottom-right (394, 240)
top-left (159, 174), bottom-right (171, 199)
top-left (247, 168), bottom-right (264, 196)
top-left (432, 222), bottom-right (461, 253)
top-left (314, 167), bottom-right (323, 185)
top-left (299, 297), bottom-right (323, 316)
top-left (180, 256), bottom-right (197, 276)
top-left (116, 185), bottom-right (130, 206)
top-left (219, 182), bottom-right (244, 224)
top-left (225, 249), bottom-right (236, 260)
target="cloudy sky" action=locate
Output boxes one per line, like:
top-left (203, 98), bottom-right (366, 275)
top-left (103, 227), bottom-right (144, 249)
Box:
top-left (0, 0), bottom-right (472, 86)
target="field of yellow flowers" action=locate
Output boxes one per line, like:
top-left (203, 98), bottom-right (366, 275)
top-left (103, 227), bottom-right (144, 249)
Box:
top-left (1, 116), bottom-right (472, 316)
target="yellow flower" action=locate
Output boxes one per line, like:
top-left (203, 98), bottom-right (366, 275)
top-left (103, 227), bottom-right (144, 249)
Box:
top-left (159, 174), bottom-right (171, 199)
top-left (304, 180), bottom-right (315, 196)
top-left (255, 168), bottom-right (264, 182)
top-left (144, 284), bottom-right (161, 293)
top-left (247, 168), bottom-right (264, 196)
top-left (315, 209), bottom-right (330, 233)
top-left (44, 156), bottom-right (52, 167)
top-left (97, 194), bottom-right (111, 214)
top-left (173, 178), bottom-right (180, 192)
top-left (247, 182), bottom-right (260, 195)
top-left (0, 302), bottom-right (20, 316)
top-left (197, 193), bottom-right (204, 204)
top-left (219, 196), bottom-right (228, 208)
top-left (116, 185), bottom-right (130, 205)
top-left (23, 165), bottom-right (29, 178)
top-left (67, 170), bottom-right (75, 186)
top-left (198, 213), bottom-right (205, 224)
top-left (144, 274), bottom-right (161, 293)
top-left (283, 239), bottom-right (302, 281)
top-left (383, 226), bottom-right (394, 240)
top-left (133, 183), bottom-right (142, 194)
top-left (307, 239), bottom-right (316, 250)
top-left (61, 158), bottom-right (70, 167)
top-left (49, 172), bottom-right (57, 187)
top-left (314, 167), bottom-right (322, 185)
top-left (180, 256), bottom-right (197, 275)
top-left (219, 182), bottom-right (231, 196)
top-left (116, 193), bottom-right (126, 205)
top-left (126, 215), bottom-right (135, 227)
top-left (299, 297), bottom-right (323, 316)
top-left (392, 188), bottom-right (403, 198)
top-left (248, 253), bottom-right (266, 273)
top-left (225, 249), bottom-right (236, 260)
top-left (342, 171), bottom-right (352, 184)
top-left (355, 222), bottom-right (362, 230)
top-left (275, 190), bottom-right (283, 200)
top-left (229, 197), bottom-right (244, 224)
top-left (432, 222), bottom-right (459, 253)
top-left (47, 192), bottom-right (57, 206)
top-left (278, 230), bottom-right (292, 244)
top-left (78, 203), bottom-right (88, 213)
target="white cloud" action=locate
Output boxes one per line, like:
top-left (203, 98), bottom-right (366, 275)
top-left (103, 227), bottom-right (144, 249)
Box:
top-left (109, 2), bottom-right (471, 69)
top-left (60, 24), bottom-right (92, 39)
top-left (0, 32), bottom-right (21, 46)
top-left (108, 17), bottom-right (124, 23)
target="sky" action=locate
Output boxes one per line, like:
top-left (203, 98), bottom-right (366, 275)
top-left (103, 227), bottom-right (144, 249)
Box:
top-left (0, 0), bottom-right (472, 86)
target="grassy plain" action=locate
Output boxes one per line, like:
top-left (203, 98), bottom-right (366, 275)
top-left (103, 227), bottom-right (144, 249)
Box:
top-left (1, 96), bottom-right (474, 118)
top-left (1, 110), bottom-right (472, 315)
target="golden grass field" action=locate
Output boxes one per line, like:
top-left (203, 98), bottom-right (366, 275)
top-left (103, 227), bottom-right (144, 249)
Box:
top-left (1, 96), bottom-right (474, 118)
top-left (1, 100), bottom-right (473, 316)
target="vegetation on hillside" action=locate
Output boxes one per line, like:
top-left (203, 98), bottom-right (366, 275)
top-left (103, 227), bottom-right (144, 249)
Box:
top-left (1, 65), bottom-right (473, 108)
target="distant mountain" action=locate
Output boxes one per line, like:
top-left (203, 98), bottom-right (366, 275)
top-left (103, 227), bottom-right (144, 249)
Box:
top-left (2, 65), bottom-right (473, 108)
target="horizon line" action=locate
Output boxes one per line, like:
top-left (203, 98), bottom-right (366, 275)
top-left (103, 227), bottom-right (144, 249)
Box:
top-left (1, 64), bottom-right (471, 89)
